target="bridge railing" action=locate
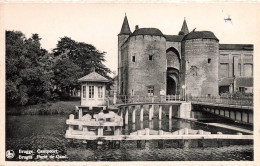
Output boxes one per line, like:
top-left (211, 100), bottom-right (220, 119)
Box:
top-left (190, 96), bottom-right (253, 106)
top-left (106, 94), bottom-right (184, 105)
top-left (106, 94), bottom-right (253, 106)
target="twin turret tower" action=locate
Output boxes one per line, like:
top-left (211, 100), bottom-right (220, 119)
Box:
top-left (118, 15), bottom-right (219, 98)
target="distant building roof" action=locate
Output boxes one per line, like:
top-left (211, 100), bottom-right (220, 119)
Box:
top-left (219, 44), bottom-right (253, 51)
top-left (78, 71), bottom-right (109, 83)
top-left (182, 31), bottom-right (219, 41)
top-left (119, 15), bottom-right (131, 35)
top-left (219, 77), bottom-right (234, 86)
top-left (165, 35), bottom-right (183, 42)
top-left (235, 77), bottom-right (253, 87)
top-left (131, 28), bottom-right (165, 37)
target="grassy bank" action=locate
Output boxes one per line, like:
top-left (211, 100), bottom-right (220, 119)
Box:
top-left (6, 100), bottom-right (80, 115)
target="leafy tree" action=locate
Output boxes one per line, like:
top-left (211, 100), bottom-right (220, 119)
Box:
top-left (52, 52), bottom-right (83, 97)
top-left (53, 37), bottom-right (111, 78)
top-left (6, 32), bottom-right (112, 106)
top-left (6, 31), bottom-right (53, 106)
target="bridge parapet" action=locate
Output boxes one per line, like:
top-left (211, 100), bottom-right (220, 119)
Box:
top-left (190, 96), bottom-right (253, 107)
top-left (107, 94), bottom-right (184, 106)
top-left (106, 94), bottom-right (253, 107)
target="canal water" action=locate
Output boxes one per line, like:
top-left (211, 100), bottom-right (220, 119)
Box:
top-left (6, 110), bottom-right (253, 161)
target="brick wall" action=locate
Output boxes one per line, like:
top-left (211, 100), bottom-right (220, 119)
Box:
top-left (125, 35), bottom-right (167, 96)
top-left (181, 39), bottom-right (219, 97)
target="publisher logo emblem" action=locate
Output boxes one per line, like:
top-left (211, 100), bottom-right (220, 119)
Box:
top-left (6, 150), bottom-right (15, 159)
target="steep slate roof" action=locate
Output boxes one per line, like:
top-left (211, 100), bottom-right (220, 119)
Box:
top-left (235, 77), bottom-right (253, 87)
top-left (78, 71), bottom-right (109, 83)
top-left (219, 77), bottom-right (234, 86)
top-left (219, 44), bottom-right (253, 50)
top-left (183, 31), bottom-right (219, 41)
top-left (165, 35), bottom-right (184, 42)
top-left (179, 19), bottom-right (189, 35)
top-left (119, 15), bottom-right (131, 35)
top-left (131, 28), bottom-right (165, 37)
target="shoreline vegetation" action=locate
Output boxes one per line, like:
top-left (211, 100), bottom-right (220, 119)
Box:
top-left (6, 100), bottom-right (80, 116)
top-left (6, 31), bottom-right (111, 111)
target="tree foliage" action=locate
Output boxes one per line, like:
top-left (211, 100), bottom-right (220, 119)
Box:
top-left (52, 52), bottom-right (83, 94)
top-left (6, 31), bottom-right (53, 106)
top-left (53, 37), bottom-right (111, 78)
top-left (6, 32), bottom-right (112, 106)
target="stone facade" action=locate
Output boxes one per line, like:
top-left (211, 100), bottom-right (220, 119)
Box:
top-left (218, 44), bottom-right (253, 94)
top-left (126, 35), bottom-right (166, 96)
top-left (219, 45), bottom-right (253, 78)
top-left (180, 38), bottom-right (219, 97)
top-left (118, 15), bottom-right (254, 97)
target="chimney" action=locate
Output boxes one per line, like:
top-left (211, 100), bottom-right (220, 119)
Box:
top-left (135, 25), bottom-right (139, 30)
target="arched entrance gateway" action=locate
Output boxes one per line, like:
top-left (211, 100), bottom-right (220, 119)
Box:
top-left (166, 47), bottom-right (180, 95)
top-left (166, 68), bottom-right (179, 95)
top-left (167, 76), bottom-right (176, 95)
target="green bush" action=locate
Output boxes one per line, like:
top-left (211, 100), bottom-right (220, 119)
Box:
top-left (6, 100), bottom-right (80, 115)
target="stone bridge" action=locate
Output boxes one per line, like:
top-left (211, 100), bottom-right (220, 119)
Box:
top-left (107, 95), bottom-right (253, 125)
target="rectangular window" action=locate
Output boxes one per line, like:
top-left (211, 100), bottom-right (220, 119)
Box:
top-left (83, 86), bottom-right (86, 98)
top-left (148, 86), bottom-right (154, 96)
top-left (98, 86), bottom-right (103, 98)
top-left (132, 56), bottom-right (136, 62)
top-left (208, 58), bottom-right (211, 63)
top-left (239, 87), bottom-right (245, 93)
top-left (89, 86), bottom-right (94, 98)
top-left (220, 63), bottom-right (229, 78)
top-left (131, 89), bottom-right (134, 96)
top-left (244, 64), bottom-right (253, 77)
top-left (149, 55), bottom-right (153, 61)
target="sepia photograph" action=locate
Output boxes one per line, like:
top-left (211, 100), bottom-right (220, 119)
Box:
top-left (1, 1), bottom-right (259, 164)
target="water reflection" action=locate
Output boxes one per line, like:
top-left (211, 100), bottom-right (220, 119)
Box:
top-left (140, 122), bottom-right (143, 130)
top-left (149, 120), bottom-right (154, 129)
top-left (132, 124), bottom-right (136, 131)
top-left (125, 125), bottom-right (129, 135)
top-left (169, 120), bottom-right (172, 132)
top-left (5, 112), bottom-right (253, 161)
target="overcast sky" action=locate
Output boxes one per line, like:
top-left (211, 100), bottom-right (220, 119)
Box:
top-left (2, 3), bottom-right (259, 75)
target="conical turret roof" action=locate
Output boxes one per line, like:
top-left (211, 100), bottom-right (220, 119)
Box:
top-left (119, 15), bottom-right (131, 35)
top-left (179, 18), bottom-right (189, 36)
